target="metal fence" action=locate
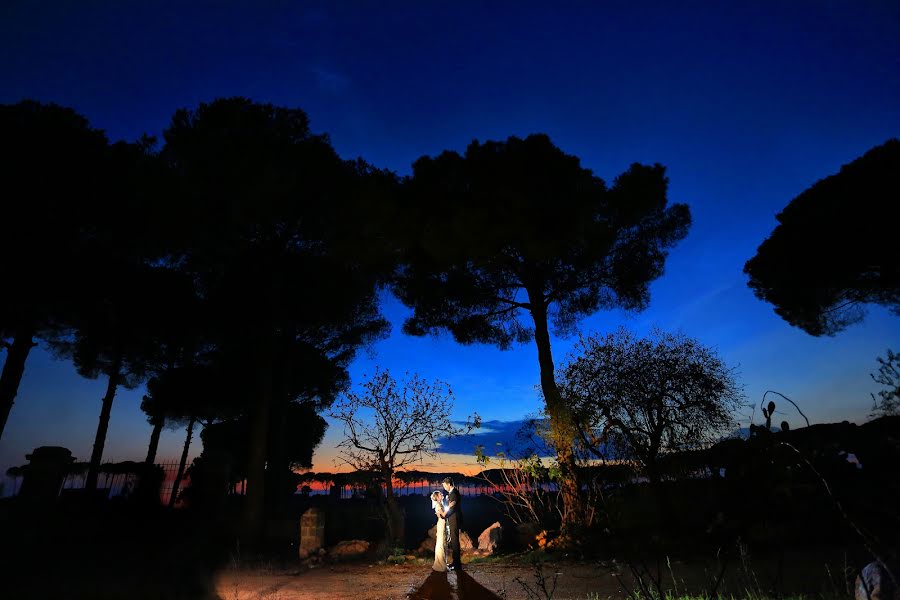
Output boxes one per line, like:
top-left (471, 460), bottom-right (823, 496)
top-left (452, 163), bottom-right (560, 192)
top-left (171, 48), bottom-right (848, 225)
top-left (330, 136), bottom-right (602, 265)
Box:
top-left (3, 464), bottom-right (527, 503)
top-left (4, 460), bottom-right (191, 505)
top-left (307, 477), bottom-right (514, 499)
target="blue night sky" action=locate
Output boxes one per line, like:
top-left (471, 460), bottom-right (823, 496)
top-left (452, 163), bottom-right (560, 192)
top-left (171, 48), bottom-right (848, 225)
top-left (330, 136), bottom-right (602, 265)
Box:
top-left (1, 1), bottom-right (899, 481)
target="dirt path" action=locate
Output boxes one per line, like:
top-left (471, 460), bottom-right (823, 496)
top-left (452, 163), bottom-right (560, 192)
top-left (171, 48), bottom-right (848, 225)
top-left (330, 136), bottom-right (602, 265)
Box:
top-left (214, 548), bottom-right (854, 600)
top-left (215, 562), bottom-right (627, 600)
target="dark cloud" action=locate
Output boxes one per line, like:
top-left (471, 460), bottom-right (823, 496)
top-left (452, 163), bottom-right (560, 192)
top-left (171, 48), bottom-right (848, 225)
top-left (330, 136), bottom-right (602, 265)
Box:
top-left (436, 418), bottom-right (552, 457)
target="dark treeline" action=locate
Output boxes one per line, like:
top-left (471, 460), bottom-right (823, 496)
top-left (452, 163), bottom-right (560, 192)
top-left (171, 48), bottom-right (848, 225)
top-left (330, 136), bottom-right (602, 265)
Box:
top-left (0, 98), bottom-right (396, 541)
top-left (1, 96), bottom-right (694, 538)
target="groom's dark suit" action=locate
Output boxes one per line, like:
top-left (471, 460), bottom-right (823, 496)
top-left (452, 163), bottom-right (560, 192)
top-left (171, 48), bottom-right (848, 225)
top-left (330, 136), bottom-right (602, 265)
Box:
top-left (445, 487), bottom-right (463, 568)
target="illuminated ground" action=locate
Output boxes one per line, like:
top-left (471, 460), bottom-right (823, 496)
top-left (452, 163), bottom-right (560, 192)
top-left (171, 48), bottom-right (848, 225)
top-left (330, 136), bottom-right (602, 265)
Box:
top-left (214, 561), bottom-right (621, 600)
top-left (214, 549), bottom-right (860, 600)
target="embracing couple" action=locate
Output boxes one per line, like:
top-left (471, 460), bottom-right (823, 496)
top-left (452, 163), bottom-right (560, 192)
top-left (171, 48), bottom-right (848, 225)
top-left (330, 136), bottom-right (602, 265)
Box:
top-left (429, 477), bottom-right (463, 572)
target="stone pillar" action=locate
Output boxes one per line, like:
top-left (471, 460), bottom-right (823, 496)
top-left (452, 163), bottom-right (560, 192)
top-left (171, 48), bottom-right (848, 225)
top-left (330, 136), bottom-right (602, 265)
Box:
top-left (299, 507), bottom-right (325, 558)
top-left (20, 446), bottom-right (75, 501)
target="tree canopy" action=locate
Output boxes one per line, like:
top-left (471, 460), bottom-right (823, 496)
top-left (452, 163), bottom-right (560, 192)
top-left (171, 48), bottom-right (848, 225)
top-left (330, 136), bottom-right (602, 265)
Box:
top-left (392, 133), bottom-right (690, 528)
top-left (0, 101), bottom-right (110, 441)
top-left (396, 134), bottom-right (690, 345)
top-left (159, 97), bottom-right (394, 532)
top-left (558, 327), bottom-right (743, 482)
top-left (744, 138), bottom-right (900, 336)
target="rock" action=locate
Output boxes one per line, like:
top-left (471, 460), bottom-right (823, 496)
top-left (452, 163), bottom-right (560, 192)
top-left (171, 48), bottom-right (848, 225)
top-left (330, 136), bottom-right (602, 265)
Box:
top-left (418, 524), bottom-right (439, 555)
top-left (420, 526), bottom-right (474, 553)
top-left (459, 531), bottom-right (475, 552)
top-left (514, 522), bottom-right (542, 548)
top-left (477, 522), bottom-right (503, 554)
top-left (329, 539), bottom-right (370, 561)
top-left (856, 561), bottom-right (899, 600)
top-left (418, 537), bottom-right (436, 554)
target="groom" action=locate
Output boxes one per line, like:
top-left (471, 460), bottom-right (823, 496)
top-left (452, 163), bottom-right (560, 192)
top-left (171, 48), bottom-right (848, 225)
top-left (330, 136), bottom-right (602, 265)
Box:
top-left (441, 477), bottom-right (463, 571)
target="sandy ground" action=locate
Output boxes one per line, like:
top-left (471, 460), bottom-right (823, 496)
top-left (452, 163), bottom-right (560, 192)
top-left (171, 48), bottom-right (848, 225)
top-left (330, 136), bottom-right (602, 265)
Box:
top-left (213, 549), bottom-right (857, 600)
top-left (215, 561), bottom-right (627, 600)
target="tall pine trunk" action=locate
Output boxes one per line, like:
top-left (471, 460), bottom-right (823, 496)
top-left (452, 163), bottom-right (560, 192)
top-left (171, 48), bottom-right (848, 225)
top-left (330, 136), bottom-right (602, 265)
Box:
top-left (264, 357), bottom-right (288, 518)
top-left (0, 326), bottom-right (36, 441)
top-left (243, 333), bottom-right (273, 542)
top-left (145, 354), bottom-right (175, 465)
top-left (144, 414), bottom-right (165, 465)
top-left (86, 355), bottom-right (122, 491)
top-left (169, 416), bottom-right (195, 508)
top-left (529, 295), bottom-right (584, 532)
top-left (135, 414), bottom-right (165, 505)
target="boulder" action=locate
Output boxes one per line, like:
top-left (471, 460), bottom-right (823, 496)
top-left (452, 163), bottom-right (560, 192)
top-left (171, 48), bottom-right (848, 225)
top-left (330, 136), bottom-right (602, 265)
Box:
top-left (420, 526), bottom-right (474, 554)
top-left (418, 537), bottom-right (436, 554)
top-left (418, 524), bottom-right (439, 555)
top-left (329, 540), bottom-right (370, 561)
top-left (477, 522), bottom-right (503, 554)
top-left (459, 531), bottom-right (475, 552)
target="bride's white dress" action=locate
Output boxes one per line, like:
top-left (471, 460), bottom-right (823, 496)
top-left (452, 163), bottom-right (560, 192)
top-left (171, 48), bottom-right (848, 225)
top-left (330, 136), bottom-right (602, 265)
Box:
top-left (432, 497), bottom-right (449, 571)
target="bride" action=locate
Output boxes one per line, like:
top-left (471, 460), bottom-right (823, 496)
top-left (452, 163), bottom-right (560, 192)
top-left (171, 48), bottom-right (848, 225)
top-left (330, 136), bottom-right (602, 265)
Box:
top-left (430, 490), bottom-right (449, 572)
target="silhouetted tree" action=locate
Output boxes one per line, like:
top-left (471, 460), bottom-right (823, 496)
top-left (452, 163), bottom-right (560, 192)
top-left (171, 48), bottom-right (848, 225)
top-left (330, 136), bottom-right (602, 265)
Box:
top-left (141, 393), bottom-right (167, 467)
top-left (110, 136), bottom-right (195, 475)
top-left (141, 361), bottom-right (223, 507)
top-left (558, 328), bottom-right (742, 522)
top-left (184, 402), bottom-right (326, 510)
top-left (264, 338), bottom-right (353, 516)
top-left (329, 368), bottom-right (476, 544)
top-left (160, 97), bottom-right (393, 538)
top-left (138, 268), bottom-right (206, 467)
top-left (50, 264), bottom-right (178, 491)
top-left (168, 415), bottom-right (195, 508)
top-left (144, 333), bottom-right (348, 512)
top-left (0, 101), bottom-right (108, 441)
top-left (392, 134), bottom-right (690, 529)
top-left (183, 419), bottom-right (246, 512)
top-left (870, 349), bottom-right (899, 417)
top-left (745, 139), bottom-right (900, 336)
top-left (39, 132), bottom-right (168, 492)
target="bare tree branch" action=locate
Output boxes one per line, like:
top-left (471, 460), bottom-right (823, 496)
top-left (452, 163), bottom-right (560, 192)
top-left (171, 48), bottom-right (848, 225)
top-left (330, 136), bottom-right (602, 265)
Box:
top-left (328, 368), bottom-right (479, 542)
